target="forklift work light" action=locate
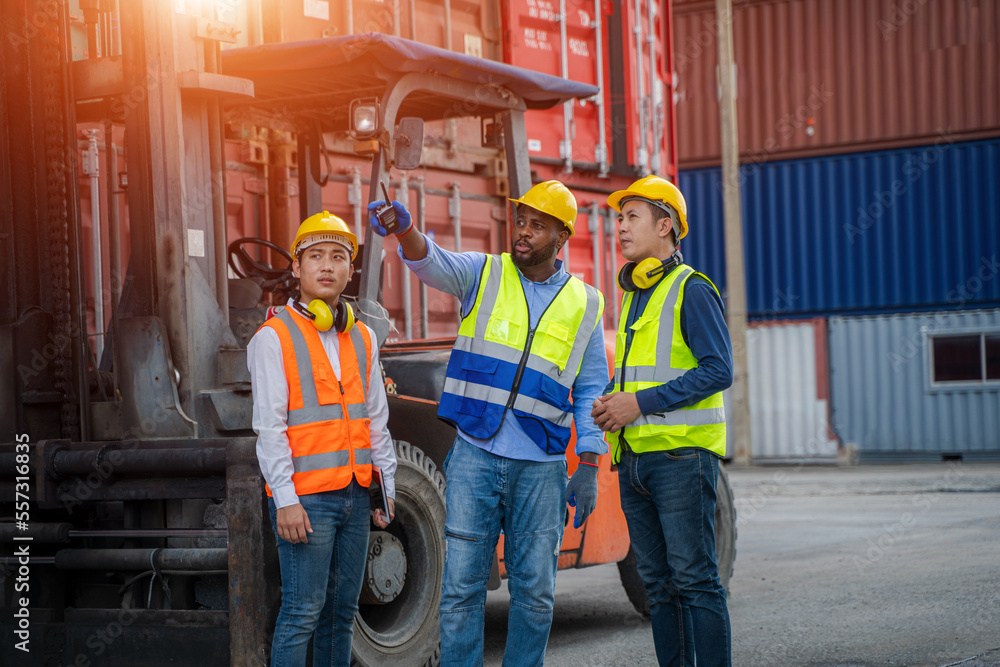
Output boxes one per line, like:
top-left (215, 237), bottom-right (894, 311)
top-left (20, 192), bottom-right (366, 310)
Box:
top-left (351, 98), bottom-right (380, 138)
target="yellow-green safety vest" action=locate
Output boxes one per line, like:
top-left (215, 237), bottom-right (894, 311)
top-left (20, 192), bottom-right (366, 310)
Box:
top-left (438, 253), bottom-right (605, 454)
top-left (609, 264), bottom-right (727, 463)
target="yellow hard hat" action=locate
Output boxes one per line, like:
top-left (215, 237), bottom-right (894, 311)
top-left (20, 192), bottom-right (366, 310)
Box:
top-left (607, 175), bottom-right (688, 240)
top-left (509, 180), bottom-right (578, 237)
top-left (291, 211), bottom-right (358, 260)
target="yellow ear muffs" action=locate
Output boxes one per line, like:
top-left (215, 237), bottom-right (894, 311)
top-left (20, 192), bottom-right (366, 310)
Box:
top-left (292, 299), bottom-right (354, 332)
top-left (617, 262), bottom-right (638, 292)
top-left (617, 257), bottom-right (670, 292)
top-left (332, 301), bottom-right (355, 333)
top-left (293, 299), bottom-right (333, 331)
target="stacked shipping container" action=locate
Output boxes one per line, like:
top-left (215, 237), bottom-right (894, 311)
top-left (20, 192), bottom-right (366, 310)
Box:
top-left (217, 0), bottom-right (676, 335)
top-left (673, 0), bottom-right (1000, 460)
top-left (674, 0), bottom-right (1000, 166)
top-left (74, 0), bottom-right (675, 341)
top-left (679, 139), bottom-right (1000, 315)
top-left (71, 0), bottom-right (999, 460)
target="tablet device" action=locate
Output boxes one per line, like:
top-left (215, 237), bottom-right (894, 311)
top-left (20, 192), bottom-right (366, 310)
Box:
top-left (370, 466), bottom-right (391, 523)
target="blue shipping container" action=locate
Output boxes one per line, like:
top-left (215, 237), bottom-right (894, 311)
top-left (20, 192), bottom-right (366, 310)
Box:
top-left (678, 138), bottom-right (1000, 319)
top-left (828, 310), bottom-right (1000, 461)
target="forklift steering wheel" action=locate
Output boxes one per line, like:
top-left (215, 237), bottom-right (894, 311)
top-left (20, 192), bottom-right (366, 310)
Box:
top-left (228, 237), bottom-right (296, 294)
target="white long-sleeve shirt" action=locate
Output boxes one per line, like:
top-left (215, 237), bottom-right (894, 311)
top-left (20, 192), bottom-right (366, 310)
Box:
top-left (248, 302), bottom-right (396, 509)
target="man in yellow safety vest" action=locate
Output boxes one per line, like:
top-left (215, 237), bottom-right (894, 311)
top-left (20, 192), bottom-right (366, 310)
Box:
top-left (592, 176), bottom-right (733, 667)
top-left (369, 180), bottom-right (608, 667)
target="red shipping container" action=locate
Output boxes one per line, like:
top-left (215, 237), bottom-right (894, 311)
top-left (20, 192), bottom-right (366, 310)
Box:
top-left (619, 0), bottom-right (676, 177)
top-left (673, 0), bottom-right (1000, 167)
top-left (503, 0), bottom-right (606, 169)
top-left (502, 0), bottom-right (677, 178)
top-left (255, 0), bottom-right (503, 60)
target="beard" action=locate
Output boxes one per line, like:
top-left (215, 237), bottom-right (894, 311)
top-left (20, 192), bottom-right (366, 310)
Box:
top-left (511, 236), bottom-right (561, 270)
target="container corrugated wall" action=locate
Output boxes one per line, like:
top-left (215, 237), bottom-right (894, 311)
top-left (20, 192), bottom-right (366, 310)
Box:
top-left (829, 310), bottom-right (1000, 460)
top-left (673, 0), bottom-right (1000, 167)
top-left (504, 0), bottom-right (606, 166)
top-left (729, 319), bottom-right (839, 461)
top-left (248, 1), bottom-right (504, 59)
top-left (678, 138), bottom-right (1000, 317)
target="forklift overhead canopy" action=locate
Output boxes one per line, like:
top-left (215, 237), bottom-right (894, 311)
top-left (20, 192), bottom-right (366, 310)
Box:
top-left (222, 32), bottom-right (599, 131)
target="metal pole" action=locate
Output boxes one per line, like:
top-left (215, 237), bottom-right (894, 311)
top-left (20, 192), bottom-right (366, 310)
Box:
top-left (559, 0), bottom-right (574, 173)
top-left (501, 110), bottom-right (532, 238)
top-left (113, 0), bottom-right (122, 55)
top-left (83, 0), bottom-right (100, 57)
top-left (350, 166), bottom-right (363, 241)
top-left (84, 130), bottom-right (105, 360)
top-left (67, 529), bottom-right (228, 538)
top-left (227, 439), bottom-right (269, 664)
top-left (664, 1), bottom-right (680, 181)
top-left (647, 0), bottom-right (661, 173)
top-left (54, 548), bottom-right (228, 570)
top-left (443, 0), bottom-right (452, 50)
top-left (589, 201), bottom-right (603, 295)
top-left (416, 178), bottom-right (428, 338)
top-left (606, 207), bottom-right (619, 327)
top-left (397, 174), bottom-right (413, 340)
top-left (118, 0), bottom-right (156, 315)
top-left (296, 131), bottom-right (322, 221)
top-left (358, 147), bottom-right (388, 310)
top-left (633, 0), bottom-right (649, 171)
top-left (43, 446), bottom-right (228, 478)
top-left (716, 0), bottom-right (752, 464)
top-left (105, 120), bottom-right (122, 392)
top-left (205, 35), bottom-right (229, 323)
top-left (247, 0), bottom-right (263, 46)
top-left (592, 0), bottom-right (609, 177)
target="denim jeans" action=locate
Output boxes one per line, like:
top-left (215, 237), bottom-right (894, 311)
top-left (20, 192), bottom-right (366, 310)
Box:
top-left (618, 447), bottom-right (731, 667)
top-left (440, 436), bottom-right (567, 667)
top-left (268, 481), bottom-right (370, 667)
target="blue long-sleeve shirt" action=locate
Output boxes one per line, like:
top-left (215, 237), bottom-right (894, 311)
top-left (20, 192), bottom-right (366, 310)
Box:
top-left (399, 235), bottom-right (610, 462)
top-left (605, 269), bottom-right (734, 413)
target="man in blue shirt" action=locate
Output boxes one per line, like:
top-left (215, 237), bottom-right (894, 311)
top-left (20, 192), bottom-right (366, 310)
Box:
top-left (369, 180), bottom-right (608, 667)
top-left (593, 175), bottom-right (733, 667)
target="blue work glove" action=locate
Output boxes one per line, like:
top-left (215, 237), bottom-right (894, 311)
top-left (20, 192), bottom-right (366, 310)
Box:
top-left (366, 200), bottom-right (413, 237)
top-left (565, 463), bottom-right (599, 528)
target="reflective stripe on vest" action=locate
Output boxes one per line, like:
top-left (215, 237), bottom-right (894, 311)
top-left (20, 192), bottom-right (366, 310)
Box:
top-left (262, 307), bottom-right (373, 496)
top-left (610, 264), bottom-right (726, 463)
top-left (293, 447), bottom-right (373, 473)
top-left (438, 254), bottom-right (604, 454)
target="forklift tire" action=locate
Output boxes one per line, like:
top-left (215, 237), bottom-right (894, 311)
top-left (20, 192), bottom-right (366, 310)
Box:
top-left (352, 441), bottom-right (446, 667)
top-left (617, 464), bottom-right (737, 618)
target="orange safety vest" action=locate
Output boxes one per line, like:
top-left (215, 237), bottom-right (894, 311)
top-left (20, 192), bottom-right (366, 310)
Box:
top-left (260, 307), bottom-right (374, 496)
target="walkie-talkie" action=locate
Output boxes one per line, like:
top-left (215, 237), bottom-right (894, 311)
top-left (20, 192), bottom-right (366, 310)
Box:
top-left (374, 182), bottom-right (399, 235)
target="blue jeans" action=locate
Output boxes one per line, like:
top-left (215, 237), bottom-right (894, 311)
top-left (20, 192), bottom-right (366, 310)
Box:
top-left (268, 481), bottom-right (370, 667)
top-left (440, 436), bottom-right (567, 667)
top-left (618, 447), bottom-right (731, 667)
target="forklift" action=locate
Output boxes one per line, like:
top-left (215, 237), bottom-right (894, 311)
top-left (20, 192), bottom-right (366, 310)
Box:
top-left (0, 2), bottom-right (734, 663)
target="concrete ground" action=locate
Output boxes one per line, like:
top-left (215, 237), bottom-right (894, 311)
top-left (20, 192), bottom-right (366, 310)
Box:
top-left (483, 463), bottom-right (1000, 666)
